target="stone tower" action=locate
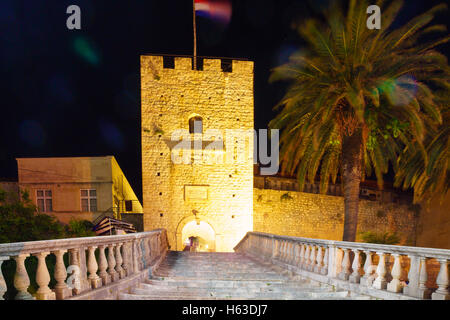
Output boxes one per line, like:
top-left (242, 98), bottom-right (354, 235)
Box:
top-left (141, 55), bottom-right (254, 252)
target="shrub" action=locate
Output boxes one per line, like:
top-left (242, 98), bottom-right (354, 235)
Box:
top-left (359, 231), bottom-right (401, 245)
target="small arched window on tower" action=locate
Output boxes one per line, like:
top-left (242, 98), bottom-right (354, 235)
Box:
top-left (189, 116), bottom-right (203, 134)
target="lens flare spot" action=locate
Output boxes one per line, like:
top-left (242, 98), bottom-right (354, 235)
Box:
top-left (19, 120), bottom-right (46, 148)
top-left (99, 119), bottom-right (124, 150)
top-left (195, 0), bottom-right (232, 26)
top-left (378, 75), bottom-right (418, 106)
top-left (73, 36), bottom-right (100, 66)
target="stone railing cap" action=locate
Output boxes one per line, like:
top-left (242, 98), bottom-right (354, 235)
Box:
top-left (0, 229), bottom-right (165, 257)
top-left (235, 231), bottom-right (450, 259)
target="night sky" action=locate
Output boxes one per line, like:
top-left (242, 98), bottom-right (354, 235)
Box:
top-left (1, 0), bottom-right (448, 201)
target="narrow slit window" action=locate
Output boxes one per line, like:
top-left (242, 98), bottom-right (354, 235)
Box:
top-left (189, 116), bottom-right (203, 134)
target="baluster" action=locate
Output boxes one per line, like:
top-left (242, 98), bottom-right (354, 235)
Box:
top-left (338, 248), bottom-right (351, 280)
top-left (69, 248), bottom-right (89, 294)
top-left (52, 250), bottom-right (72, 300)
top-left (138, 239), bottom-right (145, 270)
top-left (132, 239), bottom-right (140, 273)
top-left (373, 252), bottom-right (388, 289)
top-left (149, 238), bottom-right (155, 265)
top-left (361, 251), bottom-right (375, 286)
top-left (280, 241), bottom-right (285, 261)
top-left (404, 255), bottom-right (431, 299)
top-left (309, 245), bottom-right (316, 272)
top-left (115, 243), bottom-right (125, 279)
top-left (293, 243), bottom-right (300, 266)
top-left (122, 242), bottom-right (130, 277)
top-left (98, 245), bottom-right (111, 285)
top-left (0, 257), bottom-right (8, 300)
top-left (299, 244), bottom-right (305, 268)
top-left (13, 254), bottom-right (34, 300)
top-left (387, 254), bottom-right (403, 293)
top-left (321, 247), bottom-right (329, 275)
top-left (432, 259), bottom-right (449, 300)
top-left (349, 249), bottom-right (362, 283)
top-left (87, 246), bottom-right (102, 288)
top-left (314, 246), bottom-right (323, 273)
top-left (107, 244), bottom-right (119, 282)
top-left (33, 252), bottom-right (56, 300)
top-left (285, 241), bottom-right (291, 263)
top-left (287, 241), bottom-right (293, 263)
top-left (303, 245), bottom-right (311, 270)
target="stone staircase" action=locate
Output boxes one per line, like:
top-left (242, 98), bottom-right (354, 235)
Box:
top-left (119, 251), bottom-right (371, 300)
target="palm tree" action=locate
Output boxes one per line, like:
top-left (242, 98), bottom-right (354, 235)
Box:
top-left (395, 90), bottom-right (449, 203)
top-left (269, 0), bottom-right (449, 241)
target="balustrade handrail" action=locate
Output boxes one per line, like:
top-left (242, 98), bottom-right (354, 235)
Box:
top-left (0, 229), bottom-right (165, 257)
top-left (234, 231), bottom-right (450, 300)
top-left (235, 231), bottom-right (450, 259)
top-left (0, 229), bottom-right (169, 300)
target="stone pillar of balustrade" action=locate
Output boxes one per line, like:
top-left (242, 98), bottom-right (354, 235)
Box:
top-left (338, 248), bottom-right (351, 281)
top-left (294, 243), bottom-right (301, 267)
top-left (98, 245), bottom-right (111, 285)
top-left (115, 243), bottom-right (125, 279)
top-left (33, 251), bottom-right (56, 300)
top-left (132, 239), bottom-right (140, 274)
top-left (69, 248), bottom-right (90, 294)
top-left (0, 256), bottom-right (8, 300)
top-left (121, 241), bottom-right (131, 277)
top-left (309, 246), bottom-right (316, 272)
top-left (387, 254), bottom-right (403, 293)
top-left (314, 246), bottom-right (323, 274)
top-left (431, 259), bottom-right (449, 300)
top-left (321, 247), bottom-right (329, 275)
top-left (51, 249), bottom-right (72, 300)
top-left (403, 255), bottom-right (431, 299)
top-left (349, 249), bottom-right (362, 284)
top-left (298, 244), bottom-right (305, 268)
top-left (13, 254), bottom-right (34, 300)
top-left (360, 251), bottom-right (375, 286)
top-left (107, 244), bottom-right (119, 282)
top-left (373, 252), bottom-right (388, 290)
top-left (327, 245), bottom-right (338, 278)
top-left (87, 246), bottom-right (102, 289)
top-left (303, 245), bottom-right (311, 270)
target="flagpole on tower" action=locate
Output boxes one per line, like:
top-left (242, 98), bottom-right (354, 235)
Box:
top-left (193, 0), bottom-right (197, 70)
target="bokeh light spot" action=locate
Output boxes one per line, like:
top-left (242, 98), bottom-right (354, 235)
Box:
top-left (19, 120), bottom-right (46, 148)
top-left (73, 36), bottom-right (101, 66)
top-left (99, 119), bottom-right (124, 150)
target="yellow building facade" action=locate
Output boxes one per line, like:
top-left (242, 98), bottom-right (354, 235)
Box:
top-left (141, 55), bottom-right (254, 252)
top-left (17, 156), bottom-right (143, 224)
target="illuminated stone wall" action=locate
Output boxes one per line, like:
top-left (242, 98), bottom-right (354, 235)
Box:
top-left (141, 55), bottom-right (254, 252)
top-left (253, 188), bottom-right (418, 245)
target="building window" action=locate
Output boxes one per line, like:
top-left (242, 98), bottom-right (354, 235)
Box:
top-left (36, 190), bottom-right (52, 212)
top-left (81, 189), bottom-right (97, 212)
top-left (189, 116), bottom-right (203, 134)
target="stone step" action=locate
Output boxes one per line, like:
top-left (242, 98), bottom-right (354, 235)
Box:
top-left (145, 278), bottom-right (316, 289)
top-left (138, 283), bottom-right (331, 294)
top-left (124, 289), bottom-right (350, 300)
top-left (152, 273), bottom-right (289, 280)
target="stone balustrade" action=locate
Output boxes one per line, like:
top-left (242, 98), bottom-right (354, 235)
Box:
top-left (0, 229), bottom-right (168, 300)
top-left (234, 232), bottom-right (450, 300)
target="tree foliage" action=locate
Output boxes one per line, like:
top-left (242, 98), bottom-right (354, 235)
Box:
top-left (0, 189), bottom-right (95, 243)
top-left (270, 0), bottom-right (448, 193)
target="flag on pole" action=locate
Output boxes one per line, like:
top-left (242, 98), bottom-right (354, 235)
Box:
top-left (194, 0), bottom-right (232, 25)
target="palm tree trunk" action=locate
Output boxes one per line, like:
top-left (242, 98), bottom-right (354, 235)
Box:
top-left (341, 128), bottom-right (363, 242)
